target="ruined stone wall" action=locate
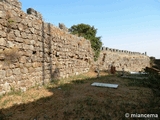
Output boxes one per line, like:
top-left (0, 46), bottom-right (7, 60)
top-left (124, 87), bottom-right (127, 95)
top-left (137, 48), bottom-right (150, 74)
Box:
top-left (0, 0), bottom-right (93, 94)
top-left (97, 47), bottom-right (150, 72)
top-left (0, 0), bottom-right (150, 95)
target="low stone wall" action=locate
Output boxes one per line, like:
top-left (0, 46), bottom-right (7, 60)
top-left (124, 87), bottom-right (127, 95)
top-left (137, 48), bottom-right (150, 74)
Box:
top-left (0, 0), bottom-right (93, 94)
top-left (97, 47), bottom-right (150, 72)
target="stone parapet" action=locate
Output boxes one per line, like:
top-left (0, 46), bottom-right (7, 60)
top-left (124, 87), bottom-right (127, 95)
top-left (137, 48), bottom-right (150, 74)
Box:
top-left (27, 8), bottom-right (42, 19)
top-left (101, 47), bottom-right (147, 56)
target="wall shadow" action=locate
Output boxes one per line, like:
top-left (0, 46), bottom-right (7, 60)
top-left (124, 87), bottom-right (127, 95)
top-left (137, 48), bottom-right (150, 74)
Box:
top-left (0, 76), bottom-right (104, 120)
top-left (48, 23), bottom-right (53, 82)
top-left (0, 74), bottom-right (159, 120)
top-left (41, 22), bottom-right (58, 84)
top-left (41, 21), bottom-right (45, 85)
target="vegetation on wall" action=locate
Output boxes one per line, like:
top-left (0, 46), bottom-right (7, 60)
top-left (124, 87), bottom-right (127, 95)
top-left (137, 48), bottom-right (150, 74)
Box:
top-left (69, 23), bottom-right (102, 61)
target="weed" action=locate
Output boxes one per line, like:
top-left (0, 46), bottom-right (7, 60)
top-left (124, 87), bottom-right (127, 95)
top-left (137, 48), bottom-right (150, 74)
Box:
top-left (6, 16), bottom-right (15, 33)
top-left (51, 79), bottom-right (59, 85)
top-left (6, 89), bottom-right (22, 96)
top-left (7, 18), bottom-right (14, 24)
top-left (1, 99), bottom-right (11, 107)
top-left (72, 80), bottom-right (85, 84)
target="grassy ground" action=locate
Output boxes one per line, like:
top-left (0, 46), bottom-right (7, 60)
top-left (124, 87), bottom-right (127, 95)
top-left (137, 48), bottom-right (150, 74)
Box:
top-left (0, 70), bottom-right (160, 120)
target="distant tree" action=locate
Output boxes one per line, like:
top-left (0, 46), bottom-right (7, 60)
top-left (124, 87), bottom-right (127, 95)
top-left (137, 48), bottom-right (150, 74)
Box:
top-left (69, 23), bottom-right (102, 61)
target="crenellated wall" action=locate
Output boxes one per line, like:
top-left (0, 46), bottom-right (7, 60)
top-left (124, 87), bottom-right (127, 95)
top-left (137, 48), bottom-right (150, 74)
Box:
top-left (0, 0), bottom-right (93, 94)
top-left (97, 47), bottom-right (150, 72)
top-left (0, 0), bottom-right (150, 95)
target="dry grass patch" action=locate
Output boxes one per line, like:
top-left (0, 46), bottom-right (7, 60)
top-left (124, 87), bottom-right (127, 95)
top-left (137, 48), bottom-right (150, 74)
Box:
top-left (0, 71), bottom-right (159, 120)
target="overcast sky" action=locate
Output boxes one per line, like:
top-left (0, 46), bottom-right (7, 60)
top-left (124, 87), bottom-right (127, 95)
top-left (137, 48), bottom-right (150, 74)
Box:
top-left (20, 0), bottom-right (160, 59)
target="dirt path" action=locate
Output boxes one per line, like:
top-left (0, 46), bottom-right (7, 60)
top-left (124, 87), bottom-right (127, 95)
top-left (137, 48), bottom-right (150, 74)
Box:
top-left (0, 71), bottom-right (159, 120)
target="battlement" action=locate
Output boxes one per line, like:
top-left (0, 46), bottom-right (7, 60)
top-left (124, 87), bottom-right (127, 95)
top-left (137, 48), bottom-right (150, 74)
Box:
top-left (59, 23), bottom-right (68, 32)
top-left (27, 8), bottom-right (42, 19)
top-left (101, 47), bottom-right (147, 56)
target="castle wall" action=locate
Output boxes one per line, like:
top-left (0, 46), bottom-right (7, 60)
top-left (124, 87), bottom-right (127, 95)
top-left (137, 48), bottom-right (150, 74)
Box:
top-left (0, 0), bottom-right (93, 94)
top-left (98, 47), bottom-right (150, 72)
top-left (0, 0), bottom-right (150, 95)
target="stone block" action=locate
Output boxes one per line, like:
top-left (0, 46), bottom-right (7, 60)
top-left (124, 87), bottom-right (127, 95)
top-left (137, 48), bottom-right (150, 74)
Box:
top-left (0, 37), bottom-right (6, 46)
top-left (7, 41), bottom-right (15, 47)
top-left (21, 32), bottom-right (27, 39)
top-left (28, 67), bottom-right (34, 73)
top-left (13, 68), bottom-right (21, 75)
top-left (18, 24), bottom-right (23, 31)
top-left (25, 63), bottom-right (32, 68)
top-left (20, 87), bottom-right (26, 92)
top-left (29, 27), bottom-right (35, 34)
top-left (7, 32), bottom-right (16, 41)
top-left (0, 4), bottom-right (4, 11)
top-left (23, 44), bottom-right (29, 50)
top-left (3, 82), bottom-right (10, 92)
top-left (9, 64), bottom-right (15, 69)
top-left (19, 56), bottom-right (26, 63)
top-left (0, 70), bottom-right (5, 79)
top-left (0, 91), bottom-right (6, 96)
top-left (30, 40), bottom-right (35, 45)
top-left (35, 67), bottom-right (42, 72)
top-left (32, 34), bottom-right (37, 40)
top-left (14, 30), bottom-right (21, 37)
top-left (29, 45), bottom-right (34, 50)
top-left (12, 17), bottom-right (21, 23)
top-left (27, 21), bottom-right (33, 27)
top-left (0, 11), bottom-right (6, 19)
top-left (33, 24), bottom-right (40, 30)
top-left (31, 55), bottom-right (38, 62)
top-left (6, 69), bottom-right (12, 77)
top-left (15, 37), bottom-right (23, 43)
top-left (27, 34), bottom-right (32, 39)
top-left (6, 75), bottom-right (15, 83)
top-left (21, 67), bottom-right (28, 74)
top-left (32, 62), bottom-right (39, 67)
top-left (0, 31), bottom-right (6, 37)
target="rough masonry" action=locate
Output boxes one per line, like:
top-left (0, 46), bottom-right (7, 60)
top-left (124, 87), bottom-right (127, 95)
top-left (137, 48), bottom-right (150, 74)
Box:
top-left (0, 0), bottom-right (93, 94)
top-left (97, 47), bottom-right (150, 72)
top-left (0, 0), bottom-right (150, 95)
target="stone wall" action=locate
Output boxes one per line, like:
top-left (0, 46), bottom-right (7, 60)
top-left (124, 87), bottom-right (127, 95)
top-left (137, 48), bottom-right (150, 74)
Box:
top-left (97, 47), bottom-right (150, 72)
top-left (0, 0), bottom-right (93, 94)
top-left (0, 0), bottom-right (150, 95)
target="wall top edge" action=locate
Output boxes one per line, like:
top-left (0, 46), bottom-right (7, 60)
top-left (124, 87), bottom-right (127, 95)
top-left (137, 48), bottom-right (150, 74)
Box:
top-left (101, 47), bottom-right (147, 56)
